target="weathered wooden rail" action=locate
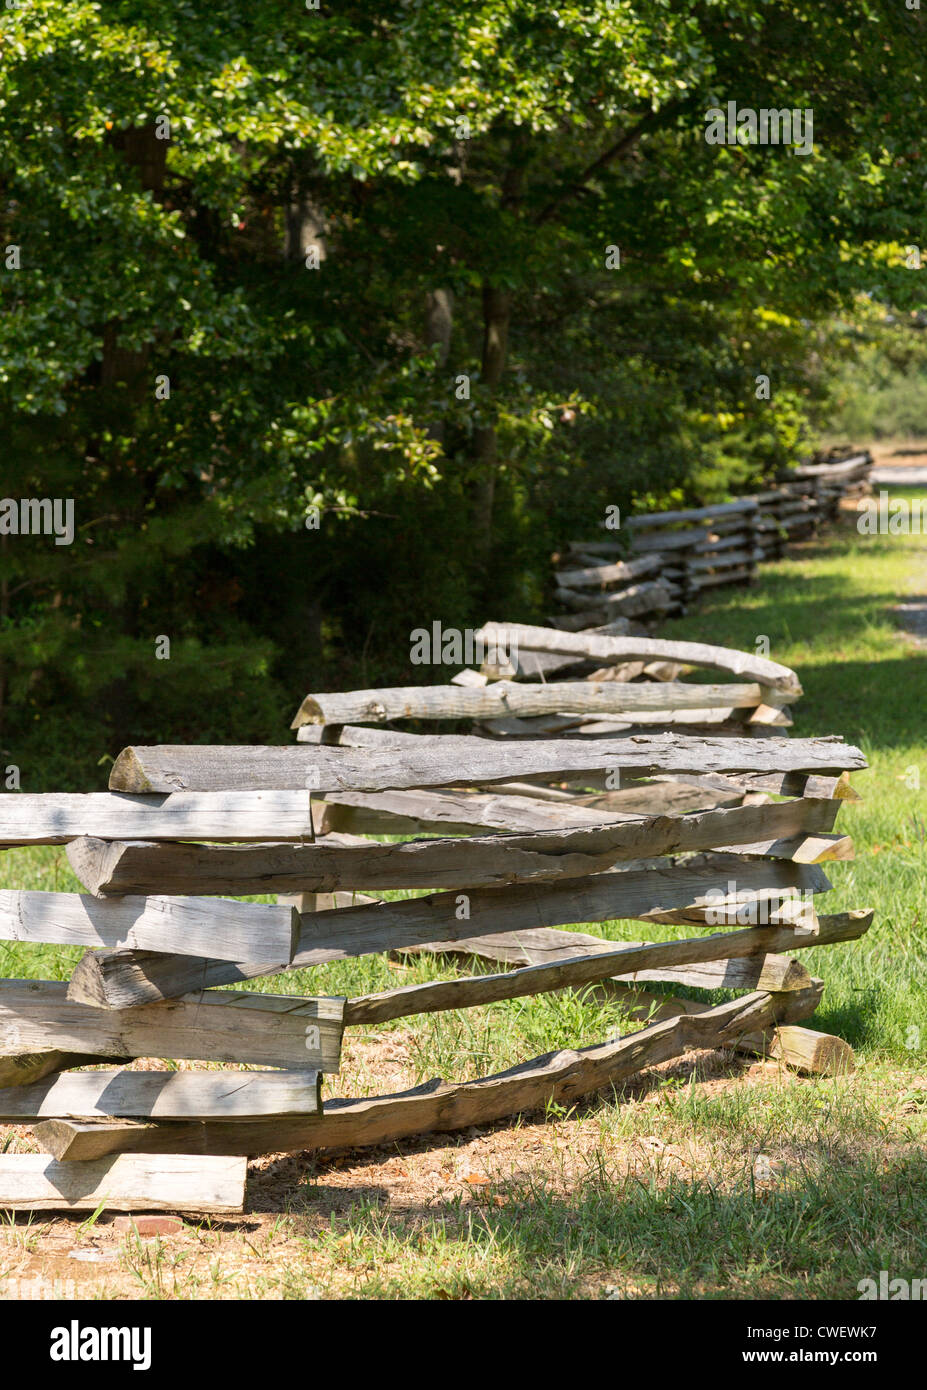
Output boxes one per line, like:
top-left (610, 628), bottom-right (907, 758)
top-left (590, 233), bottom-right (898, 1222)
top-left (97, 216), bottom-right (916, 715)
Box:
top-left (553, 451), bottom-right (873, 628)
top-left (0, 632), bottom-right (870, 1213)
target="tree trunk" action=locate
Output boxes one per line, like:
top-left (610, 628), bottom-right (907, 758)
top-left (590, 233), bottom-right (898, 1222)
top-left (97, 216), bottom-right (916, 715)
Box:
top-left (470, 158), bottom-right (522, 564)
top-left (284, 191), bottom-right (327, 264)
top-left (424, 288), bottom-right (454, 444)
top-left (101, 125), bottom-right (167, 393)
top-left (472, 283), bottom-right (511, 561)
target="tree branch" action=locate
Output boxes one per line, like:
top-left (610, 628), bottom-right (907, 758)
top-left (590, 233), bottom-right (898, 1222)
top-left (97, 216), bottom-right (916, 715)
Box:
top-left (534, 96), bottom-right (696, 226)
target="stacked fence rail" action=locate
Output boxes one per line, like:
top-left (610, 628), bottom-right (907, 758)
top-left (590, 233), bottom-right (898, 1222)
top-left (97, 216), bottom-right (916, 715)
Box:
top-left (0, 628), bottom-right (870, 1212)
top-left (554, 451), bottom-right (872, 628)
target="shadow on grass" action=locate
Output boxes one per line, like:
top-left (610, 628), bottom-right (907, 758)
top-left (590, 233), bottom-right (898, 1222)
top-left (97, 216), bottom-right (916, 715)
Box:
top-left (812, 984), bottom-right (894, 1051)
top-left (664, 528), bottom-right (927, 751)
top-left (274, 1140), bottom-right (927, 1299)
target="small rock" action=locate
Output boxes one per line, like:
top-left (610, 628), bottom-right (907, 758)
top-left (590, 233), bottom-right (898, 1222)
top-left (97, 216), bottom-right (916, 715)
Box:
top-left (114, 1215), bottom-right (185, 1237)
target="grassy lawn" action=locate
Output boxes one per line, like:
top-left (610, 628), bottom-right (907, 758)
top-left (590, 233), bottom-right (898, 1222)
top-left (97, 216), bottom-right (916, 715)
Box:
top-left (2, 488), bottom-right (927, 1300)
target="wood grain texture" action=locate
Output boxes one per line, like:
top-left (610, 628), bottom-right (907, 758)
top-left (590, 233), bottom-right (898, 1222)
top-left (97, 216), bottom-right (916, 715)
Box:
top-left (0, 1068), bottom-right (322, 1120)
top-left (34, 1118), bottom-right (209, 1162)
top-left (475, 706), bottom-right (775, 736)
top-left (578, 982), bottom-right (825, 1063)
top-left (761, 1025), bottom-right (855, 1075)
top-left (342, 920), bottom-right (831, 1025)
top-left (0, 1153), bottom-right (247, 1211)
top-left (0, 1049), bottom-right (128, 1089)
top-left (316, 787), bottom-right (636, 836)
top-left (290, 679), bottom-right (780, 728)
top-left (399, 912), bottom-right (873, 973)
top-left (65, 798), bottom-right (839, 897)
top-left (32, 988), bottom-right (823, 1158)
top-left (66, 859), bottom-right (831, 1009)
top-left (0, 981), bottom-right (344, 1072)
top-left (0, 890), bottom-right (299, 963)
top-left (475, 623), bottom-right (801, 692)
top-left (108, 734), bottom-right (864, 795)
top-left (571, 769), bottom-right (858, 802)
top-left (400, 927), bottom-right (812, 992)
top-left (0, 790), bottom-right (318, 845)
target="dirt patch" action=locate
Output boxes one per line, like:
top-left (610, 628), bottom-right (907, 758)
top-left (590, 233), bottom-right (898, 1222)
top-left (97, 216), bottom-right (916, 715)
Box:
top-left (0, 1045), bottom-right (789, 1299)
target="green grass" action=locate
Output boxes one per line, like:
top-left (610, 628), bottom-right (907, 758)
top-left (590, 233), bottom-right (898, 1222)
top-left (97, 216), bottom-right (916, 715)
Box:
top-left (660, 490), bottom-right (927, 1065)
top-left (3, 489), bottom-right (927, 1300)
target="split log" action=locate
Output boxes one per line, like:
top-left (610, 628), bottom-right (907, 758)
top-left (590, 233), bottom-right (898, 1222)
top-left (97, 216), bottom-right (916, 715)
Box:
top-left (341, 917), bottom-right (832, 1026)
top-left (0, 891), bottom-right (299, 963)
top-left (475, 624), bottom-right (801, 692)
top-left (35, 1118), bottom-right (210, 1162)
top-left (0, 1153), bottom-right (247, 1212)
top-left (108, 734), bottom-right (864, 795)
top-left (629, 528), bottom-right (713, 553)
top-left (789, 454), bottom-right (870, 479)
top-left (568, 782), bottom-right (744, 815)
top-left (476, 782), bottom-right (583, 802)
top-left (296, 724), bottom-right (491, 749)
top-left (400, 912), bottom-right (872, 972)
top-left (37, 1013), bottom-right (856, 1162)
top-left (66, 799), bottom-right (839, 897)
top-left (0, 1068), bottom-right (322, 1121)
top-left (627, 498), bottom-right (759, 529)
top-left (556, 579), bottom-right (675, 618)
top-left (476, 707), bottom-right (767, 737)
top-left (66, 859), bottom-right (832, 1010)
top-left (28, 988), bottom-right (823, 1159)
top-left (317, 788), bottom-right (637, 836)
top-left (684, 547), bottom-right (764, 573)
top-left (583, 769), bottom-right (859, 802)
top-left (485, 937), bottom-right (812, 992)
top-left (0, 790), bottom-right (319, 846)
top-left (556, 554), bottom-right (664, 589)
top-left (0, 981), bottom-right (344, 1071)
top-left (290, 679), bottom-right (782, 729)
top-left (584, 985), bottom-right (837, 1067)
top-left (0, 1050), bottom-right (128, 1090)
top-left (757, 1025), bottom-right (855, 1075)
top-left (713, 832), bottom-right (852, 863)
top-left (71, 819), bottom-right (846, 906)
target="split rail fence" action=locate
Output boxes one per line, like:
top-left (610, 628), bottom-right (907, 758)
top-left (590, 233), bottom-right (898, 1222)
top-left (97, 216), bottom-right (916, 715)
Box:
top-left (554, 451), bottom-right (873, 629)
top-left (0, 625), bottom-right (870, 1214)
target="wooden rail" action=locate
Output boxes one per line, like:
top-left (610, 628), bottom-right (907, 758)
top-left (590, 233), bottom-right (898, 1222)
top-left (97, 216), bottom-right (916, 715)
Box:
top-left (553, 450), bottom-right (873, 627)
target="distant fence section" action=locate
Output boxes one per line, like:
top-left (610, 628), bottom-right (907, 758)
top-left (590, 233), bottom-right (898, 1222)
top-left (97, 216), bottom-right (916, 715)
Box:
top-left (553, 450), bottom-right (873, 630)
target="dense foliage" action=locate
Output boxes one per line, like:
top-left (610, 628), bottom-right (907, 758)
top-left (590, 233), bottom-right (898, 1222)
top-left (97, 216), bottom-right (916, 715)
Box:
top-left (2, 1), bottom-right (926, 784)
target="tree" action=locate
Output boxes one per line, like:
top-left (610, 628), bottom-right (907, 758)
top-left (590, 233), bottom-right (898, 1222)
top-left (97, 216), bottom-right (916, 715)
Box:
top-left (2, 1), bottom-right (925, 783)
